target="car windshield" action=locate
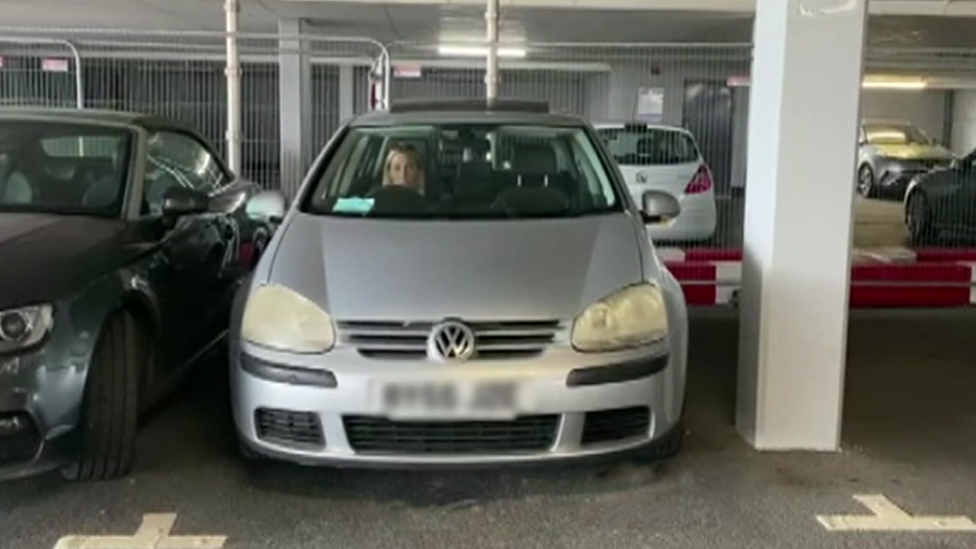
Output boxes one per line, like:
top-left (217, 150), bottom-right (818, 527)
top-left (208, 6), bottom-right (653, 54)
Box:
top-left (597, 126), bottom-right (699, 166)
top-left (865, 123), bottom-right (933, 145)
top-left (303, 124), bottom-right (622, 220)
top-left (0, 120), bottom-right (133, 217)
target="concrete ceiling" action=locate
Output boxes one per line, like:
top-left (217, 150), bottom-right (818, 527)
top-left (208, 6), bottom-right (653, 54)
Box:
top-left (0, 0), bottom-right (974, 47)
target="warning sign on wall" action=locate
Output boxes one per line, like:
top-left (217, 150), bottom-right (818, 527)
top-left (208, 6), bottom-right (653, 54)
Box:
top-left (636, 87), bottom-right (664, 123)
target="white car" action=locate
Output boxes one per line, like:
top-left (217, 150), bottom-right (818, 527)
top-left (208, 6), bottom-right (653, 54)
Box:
top-left (595, 123), bottom-right (717, 242)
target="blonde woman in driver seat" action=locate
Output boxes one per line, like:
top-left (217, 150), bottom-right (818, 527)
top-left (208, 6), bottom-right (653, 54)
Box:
top-left (382, 144), bottom-right (426, 195)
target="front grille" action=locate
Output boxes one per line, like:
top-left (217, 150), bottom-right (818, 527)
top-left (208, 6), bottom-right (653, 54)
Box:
top-left (338, 320), bottom-right (561, 359)
top-left (343, 415), bottom-right (559, 454)
top-left (581, 407), bottom-right (651, 445)
top-left (0, 412), bottom-right (41, 467)
top-left (254, 408), bottom-right (324, 449)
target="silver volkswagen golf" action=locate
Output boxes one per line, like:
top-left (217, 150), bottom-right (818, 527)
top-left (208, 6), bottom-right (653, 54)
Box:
top-left (230, 100), bottom-right (689, 467)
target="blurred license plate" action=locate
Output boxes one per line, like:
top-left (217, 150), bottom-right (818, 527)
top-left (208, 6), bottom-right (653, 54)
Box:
top-left (376, 380), bottom-right (519, 420)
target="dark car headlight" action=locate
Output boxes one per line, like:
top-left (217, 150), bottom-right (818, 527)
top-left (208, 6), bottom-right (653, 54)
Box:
top-left (0, 305), bottom-right (53, 354)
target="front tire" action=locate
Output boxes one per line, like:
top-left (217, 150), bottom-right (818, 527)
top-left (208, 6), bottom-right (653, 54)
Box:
top-left (61, 310), bottom-right (143, 481)
top-left (857, 165), bottom-right (876, 198)
top-left (907, 193), bottom-right (936, 246)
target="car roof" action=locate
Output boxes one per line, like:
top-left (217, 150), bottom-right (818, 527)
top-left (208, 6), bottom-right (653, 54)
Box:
top-left (0, 107), bottom-right (208, 137)
top-left (592, 122), bottom-right (692, 134)
top-left (351, 99), bottom-right (589, 128)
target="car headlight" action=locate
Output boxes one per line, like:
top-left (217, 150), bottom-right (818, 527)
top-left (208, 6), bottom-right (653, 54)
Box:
top-left (241, 285), bottom-right (334, 353)
top-left (572, 284), bottom-right (668, 353)
top-left (0, 305), bottom-right (53, 354)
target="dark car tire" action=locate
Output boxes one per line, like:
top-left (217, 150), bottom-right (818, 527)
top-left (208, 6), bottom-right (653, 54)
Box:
top-left (61, 310), bottom-right (143, 481)
top-left (857, 165), bottom-right (876, 198)
top-left (907, 192), bottom-right (937, 246)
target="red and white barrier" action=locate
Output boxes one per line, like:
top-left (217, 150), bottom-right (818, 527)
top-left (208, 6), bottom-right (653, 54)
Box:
top-left (661, 247), bottom-right (976, 308)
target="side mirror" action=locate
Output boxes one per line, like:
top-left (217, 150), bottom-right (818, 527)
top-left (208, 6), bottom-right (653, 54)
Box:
top-left (246, 190), bottom-right (287, 224)
top-left (161, 187), bottom-right (209, 221)
top-left (641, 190), bottom-right (681, 224)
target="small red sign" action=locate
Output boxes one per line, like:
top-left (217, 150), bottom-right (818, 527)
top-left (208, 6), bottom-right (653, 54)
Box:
top-left (394, 64), bottom-right (422, 79)
top-left (727, 75), bottom-right (751, 87)
top-left (42, 58), bottom-right (70, 72)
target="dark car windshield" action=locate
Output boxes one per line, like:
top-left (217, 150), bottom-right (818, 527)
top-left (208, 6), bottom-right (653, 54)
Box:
top-left (864, 123), bottom-right (933, 146)
top-left (597, 126), bottom-right (699, 166)
top-left (0, 120), bottom-right (133, 217)
top-left (303, 124), bottom-right (621, 220)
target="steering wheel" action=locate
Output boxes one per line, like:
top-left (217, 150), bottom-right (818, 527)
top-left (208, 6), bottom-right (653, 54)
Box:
top-left (367, 184), bottom-right (428, 214)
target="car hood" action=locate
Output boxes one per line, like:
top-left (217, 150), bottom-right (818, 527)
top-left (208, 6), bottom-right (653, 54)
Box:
top-left (0, 213), bottom-right (125, 309)
top-left (266, 212), bottom-right (645, 321)
top-left (873, 143), bottom-right (954, 160)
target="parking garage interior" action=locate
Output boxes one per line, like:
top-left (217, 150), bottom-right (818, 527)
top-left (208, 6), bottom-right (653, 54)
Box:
top-left (3, 1), bottom-right (976, 548)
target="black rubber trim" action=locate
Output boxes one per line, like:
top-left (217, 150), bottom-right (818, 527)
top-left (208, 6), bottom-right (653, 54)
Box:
top-left (241, 354), bottom-right (337, 388)
top-left (566, 355), bottom-right (669, 387)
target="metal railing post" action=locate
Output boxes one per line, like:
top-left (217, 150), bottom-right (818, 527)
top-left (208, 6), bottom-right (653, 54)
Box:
top-left (485, 0), bottom-right (499, 101)
top-left (224, 0), bottom-right (243, 176)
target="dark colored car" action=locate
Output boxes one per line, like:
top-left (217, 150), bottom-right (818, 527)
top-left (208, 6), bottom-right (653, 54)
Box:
top-left (856, 120), bottom-right (955, 199)
top-left (904, 148), bottom-right (976, 245)
top-left (0, 108), bottom-right (284, 481)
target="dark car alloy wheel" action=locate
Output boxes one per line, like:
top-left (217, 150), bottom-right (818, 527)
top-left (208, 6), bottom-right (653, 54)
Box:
top-left (907, 193), bottom-right (935, 246)
top-left (857, 165), bottom-right (875, 198)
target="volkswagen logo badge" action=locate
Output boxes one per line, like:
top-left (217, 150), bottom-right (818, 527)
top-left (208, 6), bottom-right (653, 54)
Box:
top-left (428, 320), bottom-right (476, 362)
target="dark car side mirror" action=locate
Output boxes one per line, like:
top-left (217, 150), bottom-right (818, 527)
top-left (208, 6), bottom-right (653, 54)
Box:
top-left (641, 190), bottom-right (681, 224)
top-left (161, 187), bottom-right (209, 223)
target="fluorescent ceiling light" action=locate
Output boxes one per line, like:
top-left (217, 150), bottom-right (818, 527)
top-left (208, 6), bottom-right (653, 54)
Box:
top-left (438, 45), bottom-right (527, 59)
top-left (862, 77), bottom-right (927, 90)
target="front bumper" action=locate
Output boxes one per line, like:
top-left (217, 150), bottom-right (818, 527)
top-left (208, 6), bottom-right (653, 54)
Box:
top-left (232, 342), bottom-right (683, 467)
top-left (878, 170), bottom-right (922, 194)
top-left (0, 381), bottom-right (79, 481)
top-left (0, 330), bottom-right (92, 480)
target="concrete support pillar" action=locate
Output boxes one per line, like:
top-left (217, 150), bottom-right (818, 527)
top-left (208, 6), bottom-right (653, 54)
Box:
top-left (338, 65), bottom-right (355, 123)
top-left (736, 0), bottom-right (868, 450)
top-left (278, 18), bottom-right (312, 197)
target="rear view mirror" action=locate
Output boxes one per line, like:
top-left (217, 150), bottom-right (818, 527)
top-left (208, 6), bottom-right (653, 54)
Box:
top-left (247, 190), bottom-right (287, 224)
top-left (641, 190), bottom-right (681, 224)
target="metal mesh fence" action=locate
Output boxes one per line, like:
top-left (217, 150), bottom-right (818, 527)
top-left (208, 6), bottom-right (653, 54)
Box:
top-left (0, 37), bottom-right (82, 108)
top-left (0, 29), bottom-right (386, 195)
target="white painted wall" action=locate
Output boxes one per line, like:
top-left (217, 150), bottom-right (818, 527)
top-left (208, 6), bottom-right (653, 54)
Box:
top-left (859, 90), bottom-right (948, 142)
top-left (951, 90), bottom-right (976, 156)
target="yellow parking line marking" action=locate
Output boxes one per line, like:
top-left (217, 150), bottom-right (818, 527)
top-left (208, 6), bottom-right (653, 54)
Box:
top-left (818, 494), bottom-right (976, 532)
top-left (53, 513), bottom-right (226, 549)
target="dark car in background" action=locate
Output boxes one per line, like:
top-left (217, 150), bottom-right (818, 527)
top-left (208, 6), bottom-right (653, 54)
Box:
top-left (856, 119), bottom-right (956, 199)
top-left (904, 148), bottom-right (976, 245)
top-left (0, 109), bottom-right (284, 481)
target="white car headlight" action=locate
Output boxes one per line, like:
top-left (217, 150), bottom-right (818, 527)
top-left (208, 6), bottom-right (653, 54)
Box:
top-left (0, 305), bottom-right (53, 354)
top-left (241, 285), bottom-right (334, 353)
top-left (572, 284), bottom-right (668, 353)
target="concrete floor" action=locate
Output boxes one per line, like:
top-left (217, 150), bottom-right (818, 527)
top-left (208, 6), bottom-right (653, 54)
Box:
top-left (2, 310), bottom-right (976, 549)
